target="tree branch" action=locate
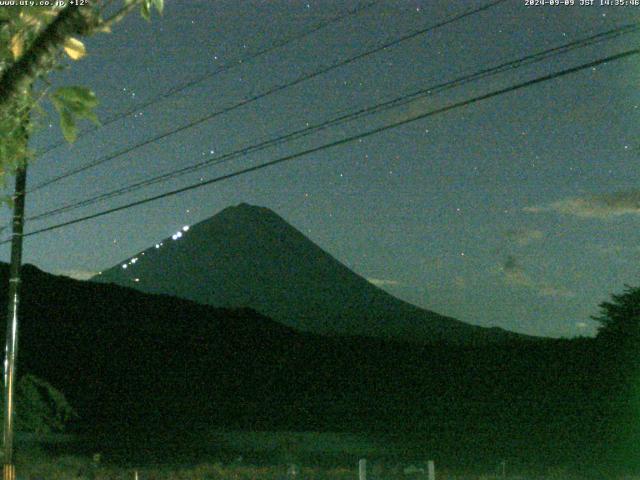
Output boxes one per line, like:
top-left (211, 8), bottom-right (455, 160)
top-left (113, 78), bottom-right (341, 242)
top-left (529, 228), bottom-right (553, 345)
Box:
top-left (0, 5), bottom-right (97, 114)
top-left (98, 1), bottom-right (140, 31)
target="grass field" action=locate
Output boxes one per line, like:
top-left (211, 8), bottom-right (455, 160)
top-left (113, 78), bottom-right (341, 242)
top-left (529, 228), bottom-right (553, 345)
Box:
top-left (11, 431), bottom-right (640, 480)
top-left (11, 447), bottom-right (639, 480)
top-left (15, 452), bottom-right (640, 480)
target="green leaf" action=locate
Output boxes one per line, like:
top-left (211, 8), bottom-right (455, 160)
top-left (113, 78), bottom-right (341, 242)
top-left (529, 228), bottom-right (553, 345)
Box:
top-left (50, 94), bottom-right (63, 113)
top-left (50, 87), bottom-right (100, 142)
top-left (151, 0), bottom-right (164, 14)
top-left (81, 109), bottom-right (100, 126)
top-left (0, 194), bottom-right (14, 209)
top-left (58, 107), bottom-right (77, 143)
top-left (0, 8), bottom-right (20, 22)
top-left (63, 37), bottom-right (86, 60)
top-left (140, 0), bottom-right (162, 20)
top-left (141, 1), bottom-right (151, 21)
top-left (53, 86), bottom-right (98, 110)
top-left (28, 7), bottom-right (58, 21)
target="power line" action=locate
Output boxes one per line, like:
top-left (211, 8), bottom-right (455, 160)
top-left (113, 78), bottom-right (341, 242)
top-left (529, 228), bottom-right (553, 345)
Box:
top-left (9, 46), bottom-right (639, 244)
top-left (25, 22), bottom-right (640, 224)
top-left (29, 0), bottom-right (508, 193)
top-left (36, 0), bottom-right (381, 156)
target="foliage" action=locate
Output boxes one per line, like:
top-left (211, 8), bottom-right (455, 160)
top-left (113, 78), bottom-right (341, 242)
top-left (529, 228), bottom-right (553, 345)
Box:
top-left (0, 0), bottom-right (163, 181)
top-left (50, 86), bottom-right (99, 142)
top-left (17, 458), bottom-right (361, 480)
top-left (0, 374), bottom-right (76, 435)
top-left (593, 284), bottom-right (640, 345)
top-left (11, 454), bottom-right (620, 480)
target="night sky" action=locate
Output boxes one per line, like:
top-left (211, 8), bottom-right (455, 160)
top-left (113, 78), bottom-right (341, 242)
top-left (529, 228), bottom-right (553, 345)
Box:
top-left (2, 0), bottom-right (639, 338)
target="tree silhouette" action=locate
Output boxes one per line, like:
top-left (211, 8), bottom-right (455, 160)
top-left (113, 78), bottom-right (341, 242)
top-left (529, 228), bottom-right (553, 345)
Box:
top-left (0, 374), bottom-right (75, 436)
top-left (593, 284), bottom-right (640, 346)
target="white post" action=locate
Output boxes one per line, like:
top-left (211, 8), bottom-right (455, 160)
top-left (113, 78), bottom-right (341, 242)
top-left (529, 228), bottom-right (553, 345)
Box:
top-left (134, 470), bottom-right (139, 480)
top-left (358, 458), bottom-right (366, 480)
top-left (427, 460), bottom-right (435, 480)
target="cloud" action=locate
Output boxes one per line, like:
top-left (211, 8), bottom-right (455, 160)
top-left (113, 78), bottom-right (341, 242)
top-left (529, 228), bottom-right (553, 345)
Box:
top-left (367, 278), bottom-right (400, 287)
top-left (537, 285), bottom-right (576, 299)
top-left (524, 191), bottom-right (640, 219)
top-left (498, 255), bottom-right (574, 298)
top-left (593, 244), bottom-right (640, 256)
top-left (595, 244), bottom-right (626, 255)
top-left (504, 228), bottom-right (544, 246)
top-left (57, 270), bottom-right (98, 280)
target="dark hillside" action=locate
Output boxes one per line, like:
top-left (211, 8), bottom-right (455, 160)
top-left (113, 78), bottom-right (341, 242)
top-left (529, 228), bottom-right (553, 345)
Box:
top-left (0, 263), bottom-right (634, 470)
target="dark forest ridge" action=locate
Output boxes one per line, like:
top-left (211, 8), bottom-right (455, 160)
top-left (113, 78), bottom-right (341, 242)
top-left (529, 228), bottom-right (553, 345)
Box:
top-left (95, 203), bottom-right (529, 344)
top-left (0, 262), bottom-right (617, 471)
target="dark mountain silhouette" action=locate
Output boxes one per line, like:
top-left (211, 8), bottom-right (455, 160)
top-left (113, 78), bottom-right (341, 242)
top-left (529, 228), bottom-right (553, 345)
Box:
top-left (95, 203), bottom-right (522, 344)
top-left (0, 263), bottom-right (634, 471)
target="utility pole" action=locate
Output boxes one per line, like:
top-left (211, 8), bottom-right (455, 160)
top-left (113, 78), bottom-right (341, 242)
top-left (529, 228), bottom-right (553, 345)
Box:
top-left (2, 163), bottom-right (27, 480)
